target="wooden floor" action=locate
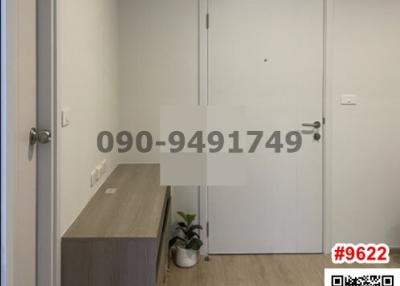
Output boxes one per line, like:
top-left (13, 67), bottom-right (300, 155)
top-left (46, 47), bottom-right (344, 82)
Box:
top-left (167, 254), bottom-right (400, 286)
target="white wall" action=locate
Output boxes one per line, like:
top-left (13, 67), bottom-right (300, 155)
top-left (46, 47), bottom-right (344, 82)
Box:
top-left (57, 0), bottom-right (400, 250)
top-left (58, 0), bottom-right (119, 233)
top-left (117, 0), bottom-right (201, 222)
top-left (326, 0), bottom-right (400, 249)
top-left (117, 0), bottom-right (199, 162)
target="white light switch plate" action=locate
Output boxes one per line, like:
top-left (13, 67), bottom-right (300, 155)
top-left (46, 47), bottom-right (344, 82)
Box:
top-left (340, 94), bottom-right (357, 105)
top-left (61, 107), bottom-right (71, 127)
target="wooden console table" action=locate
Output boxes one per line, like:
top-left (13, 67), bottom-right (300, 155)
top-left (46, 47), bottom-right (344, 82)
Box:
top-left (62, 164), bottom-right (170, 286)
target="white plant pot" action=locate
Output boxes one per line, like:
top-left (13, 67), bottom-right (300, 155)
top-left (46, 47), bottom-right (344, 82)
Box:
top-left (175, 246), bottom-right (198, 268)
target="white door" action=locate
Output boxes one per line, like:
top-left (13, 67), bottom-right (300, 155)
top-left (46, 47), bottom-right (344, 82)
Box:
top-left (208, 0), bottom-right (324, 253)
top-left (3, 0), bottom-right (37, 285)
top-left (2, 0), bottom-right (53, 285)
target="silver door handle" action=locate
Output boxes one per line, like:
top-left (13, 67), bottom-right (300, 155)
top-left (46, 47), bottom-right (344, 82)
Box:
top-left (29, 127), bottom-right (51, 145)
top-left (302, 121), bottom-right (321, 129)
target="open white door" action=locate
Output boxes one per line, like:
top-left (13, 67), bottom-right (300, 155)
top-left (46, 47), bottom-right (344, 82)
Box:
top-left (2, 0), bottom-right (37, 285)
top-left (2, 0), bottom-right (55, 285)
top-left (207, 0), bottom-right (324, 253)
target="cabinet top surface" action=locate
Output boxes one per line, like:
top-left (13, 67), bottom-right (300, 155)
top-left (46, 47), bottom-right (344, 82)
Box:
top-left (63, 164), bottom-right (168, 239)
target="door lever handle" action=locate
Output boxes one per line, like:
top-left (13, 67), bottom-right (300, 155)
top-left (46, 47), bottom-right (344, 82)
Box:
top-left (302, 121), bottom-right (321, 129)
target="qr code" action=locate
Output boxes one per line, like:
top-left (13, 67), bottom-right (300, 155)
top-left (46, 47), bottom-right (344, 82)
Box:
top-left (331, 275), bottom-right (394, 286)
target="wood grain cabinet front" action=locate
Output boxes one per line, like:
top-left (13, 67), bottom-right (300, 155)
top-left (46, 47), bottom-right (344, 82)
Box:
top-left (61, 164), bottom-right (171, 286)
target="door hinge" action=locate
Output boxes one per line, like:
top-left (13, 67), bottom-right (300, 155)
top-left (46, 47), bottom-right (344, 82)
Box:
top-left (206, 221), bottom-right (209, 237)
top-left (323, 117), bottom-right (326, 125)
top-left (206, 13), bottom-right (209, 29)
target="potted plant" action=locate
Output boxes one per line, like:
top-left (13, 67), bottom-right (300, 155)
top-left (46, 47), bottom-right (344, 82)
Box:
top-left (169, 211), bottom-right (203, 268)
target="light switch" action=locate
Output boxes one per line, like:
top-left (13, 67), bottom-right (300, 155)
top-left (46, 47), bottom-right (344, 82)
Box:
top-left (340, 94), bottom-right (357, 105)
top-left (61, 107), bottom-right (71, 127)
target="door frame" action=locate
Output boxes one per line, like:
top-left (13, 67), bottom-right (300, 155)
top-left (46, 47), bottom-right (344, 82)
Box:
top-left (323, 0), bottom-right (334, 254)
top-left (37, 0), bottom-right (60, 286)
top-left (198, 0), bottom-right (333, 255)
top-left (198, 0), bottom-right (210, 256)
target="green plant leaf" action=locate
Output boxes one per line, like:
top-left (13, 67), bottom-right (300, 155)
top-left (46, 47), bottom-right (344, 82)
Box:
top-left (188, 224), bottom-right (203, 233)
top-left (187, 231), bottom-right (200, 239)
top-left (185, 214), bottom-right (196, 226)
top-left (176, 211), bottom-right (197, 226)
top-left (175, 226), bottom-right (188, 235)
top-left (177, 222), bottom-right (187, 228)
top-left (177, 211), bottom-right (187, 222)
top-left (186, 238), bottom-right (203, 251)
top-left (169, 236), bottom-right (185, 248)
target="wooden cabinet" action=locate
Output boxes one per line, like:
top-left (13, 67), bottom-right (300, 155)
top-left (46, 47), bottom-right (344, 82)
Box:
top-left (62, 164), bottom-right (170, 286)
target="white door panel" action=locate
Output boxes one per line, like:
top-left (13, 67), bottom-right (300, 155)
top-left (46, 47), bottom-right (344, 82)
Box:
top-left (208, 0), bottom-right (323, 253)
top-left (4, 0), bottom-right (37, 285)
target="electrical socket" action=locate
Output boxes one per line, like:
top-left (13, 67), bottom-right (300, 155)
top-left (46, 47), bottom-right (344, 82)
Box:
top-left (105, 188), bottom-right (117, 194)
top-left (100, 159), bottom-right (107, 176)
top-left (95, 166), bottom-right (102, 182)
top-left (90, 170), bottom-right (97, 187)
